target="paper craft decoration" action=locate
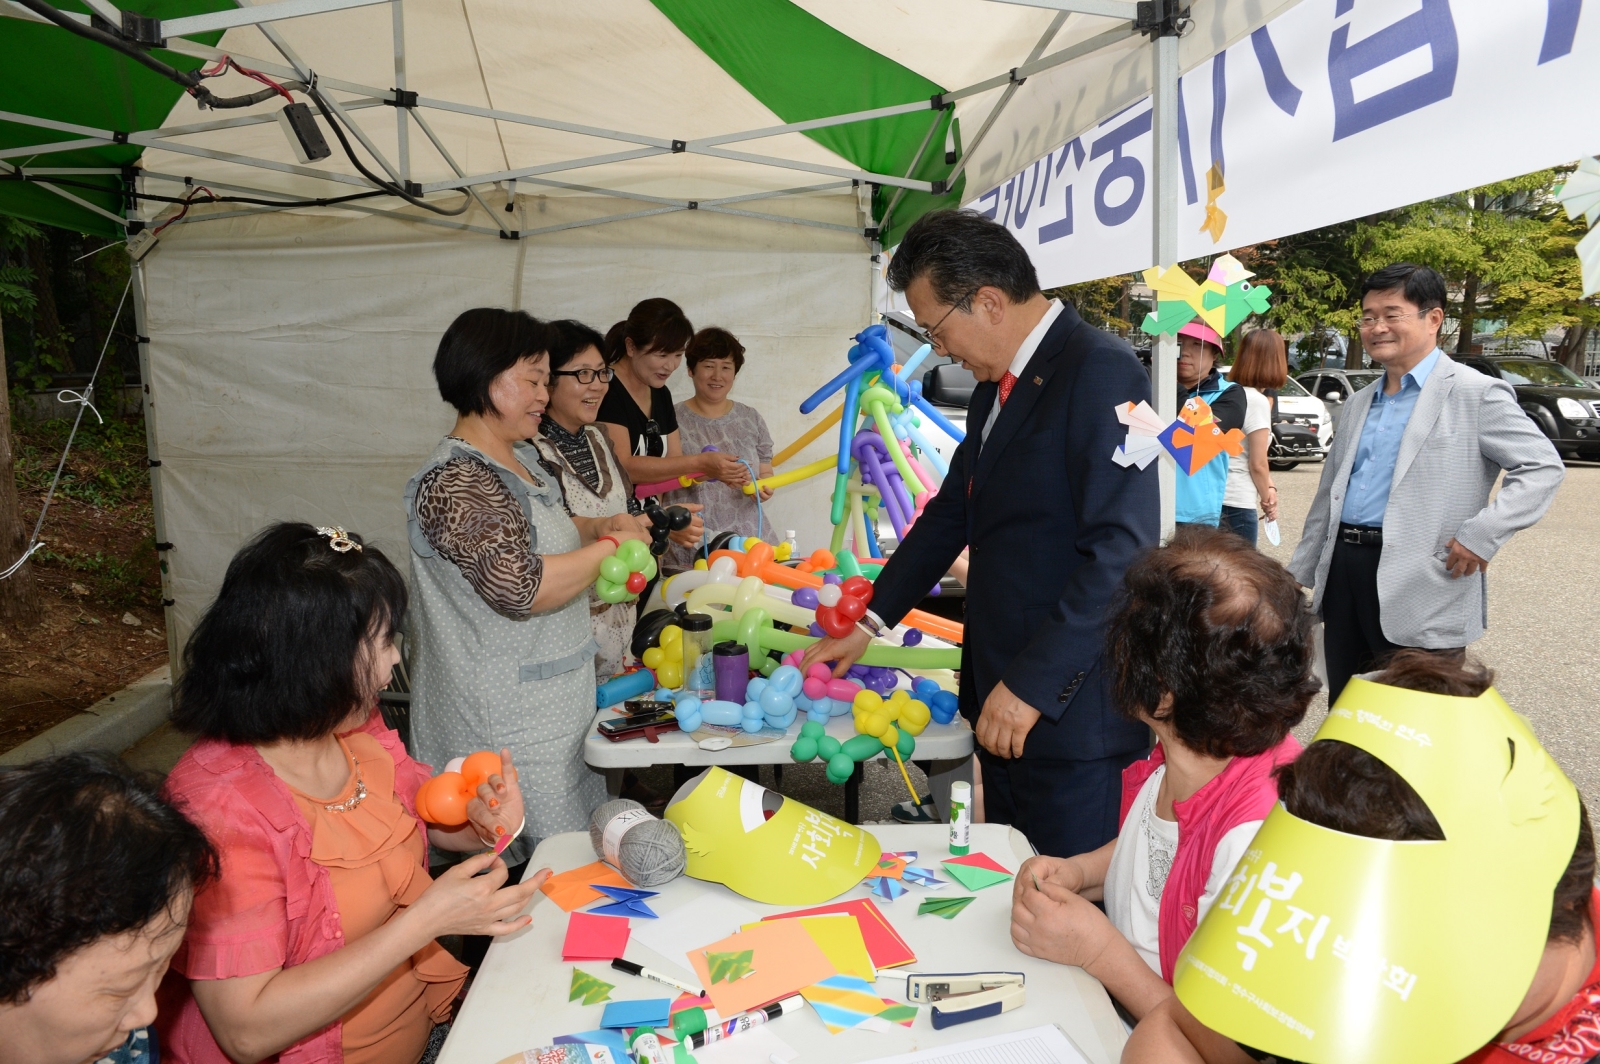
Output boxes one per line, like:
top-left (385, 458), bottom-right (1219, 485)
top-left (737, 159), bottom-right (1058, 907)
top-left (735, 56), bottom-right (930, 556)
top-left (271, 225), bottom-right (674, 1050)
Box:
top-left (586, 885), bottom-right (660, 919)
top-left (1557, 157), bottom-right (1600, 226)
top-left (563, 913), bottom-right (632, 962)
top-left (1176, 678), bottom-right (1582, 1064)
top-left (873, 854), bottom-right (909, 879)
top-left (1140, 254), bottom-right (1273, 338)
top-left (598, 998), bottom-right (672, 1029)
top-left (918, 895), bottom-right (976, 920)
top-left (1200, 162), bottom-right (1228, 242)
top-left (1112, 397), bottom-right (1245, 474)
top-left (705, 950), bottom-right (755, 984)
top-left (901, 867), bottom-right (945, 888)
top-left (689, 919), bottom-right (837, 1017)
top-left (664, 766), bottom-right (881, 904)
top-left (748, 914), bottom-right (876, 981)
top-left (569, 968), bottom-right (615, 1005)
top-left (869, 877), bottom-right (908, 901)
top-left (941, 853), bottom-right (1014, 892)
top-left (552, 1030), bottom-right (632, 1062)
top-left (801, 975), bottom-right (919, 1034)
top-left (543, 861), bottom-right (635, 912)
top-left (765, 898), bottom-right (917, 969)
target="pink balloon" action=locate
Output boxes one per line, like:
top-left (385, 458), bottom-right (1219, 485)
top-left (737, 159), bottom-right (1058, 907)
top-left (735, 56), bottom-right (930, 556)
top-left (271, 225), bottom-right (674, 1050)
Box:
top-left (806, 663), bottom-right (833, 682)
top-left (783, 650), bottom-right (805, 668)
top-left (826, 678), bottom-right (864, 702)
top-left (803, 677), bottom-right (829, 700)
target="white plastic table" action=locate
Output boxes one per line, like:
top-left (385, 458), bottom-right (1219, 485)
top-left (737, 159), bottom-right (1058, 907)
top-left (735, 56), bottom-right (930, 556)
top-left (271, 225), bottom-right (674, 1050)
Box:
top-left (582, 711), bottom-right (975, 822)
top-left (437, 824), bottom-right (1128, 1064)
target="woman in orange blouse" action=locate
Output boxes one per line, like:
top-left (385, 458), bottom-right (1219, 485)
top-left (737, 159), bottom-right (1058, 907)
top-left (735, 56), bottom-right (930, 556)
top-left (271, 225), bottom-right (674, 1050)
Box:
top-left (158, 523), bottom-right (548, 1064)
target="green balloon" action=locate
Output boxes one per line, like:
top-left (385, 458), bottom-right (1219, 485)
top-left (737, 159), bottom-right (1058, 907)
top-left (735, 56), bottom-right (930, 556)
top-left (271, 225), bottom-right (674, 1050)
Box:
top-left (816, 736), bottom-right (842, 761)
top-left (800, 720), bottom-right (826, 739)
top-left (826, 752), bottom-right (855, 782)
top-left (757, 656), bottom-right (778, 677)
top-left (791, 736), bottom-right (818, 763)
top-left (640, 555), bottom-right (658, 581)
top-left (896, 730), bottom-right (916, 759)
top-left (618, 538), bottom-right (650, 568)
top-left (595, 579), bottom-right (629, 604)
top-left (599, 556), bottom-right (629, 583)
top-left (842, 734), bottom-right (883, 761)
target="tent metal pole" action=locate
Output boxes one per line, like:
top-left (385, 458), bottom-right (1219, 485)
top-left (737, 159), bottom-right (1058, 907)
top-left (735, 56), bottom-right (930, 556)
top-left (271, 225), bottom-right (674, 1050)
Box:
top-left (314, 81), bottom-right (407, 187)
top-left (1151, 30), bottom-right (1180, 541)
top-left (412, 96), bottom-right (670, 149)
top-left (941, 24), bottom-right (1136, 103)
top-left (0, 108), bottom-right (111, 139)
top-left (688, 99), bottom-right (938, 149)
top-left (130, 136), bottom-right (377, 187)
top-left (16, 174), bottom-right (128, 225)
top-left (392, 0), bottom-right (408, 182)
top-left (686, 146), bottom-right (935, 192)
top-left (517, 205), bottom-right (687, 238)
top-left (407, 108), bottom-right (512, 236)
top-left (505, 177), bottom-right (850, 210)
top-left (944, 11), bottom-right (1068, 188)
top-left (877, 106), bottom-right (948, 239)
top-left (146, 99), bottom-right (387, 141)
top-left (419, 147), bottom-right (670, 193)
top-left (162, 0), bottom-right (390, 39)
top-left (77, 0), bottom-right (120, 20)
top-left (0, 138), bottom-right (112, 161)
top-left (9, 167), bottom-right (124, 175)
top-left (698, 204), bottom-right (862, 234)
top-left (0, 0), bottom-right (90, 27)
top-left (128, 261), bottom-right (178, 666)
top-left (159, 37), bottom-right (392, 101)
top-left (983, 0), bottom-right (1137, 16)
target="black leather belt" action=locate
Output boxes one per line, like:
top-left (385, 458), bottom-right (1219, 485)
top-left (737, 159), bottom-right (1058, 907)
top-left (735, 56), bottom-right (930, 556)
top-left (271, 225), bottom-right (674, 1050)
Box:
top-left (1338, 523), bottom-right (1383, 547)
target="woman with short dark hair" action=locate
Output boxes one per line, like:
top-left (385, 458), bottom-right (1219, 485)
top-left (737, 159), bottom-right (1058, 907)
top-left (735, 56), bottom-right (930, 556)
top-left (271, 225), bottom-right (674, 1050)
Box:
top-left (596, 298), bottom-right (748, 497)
top-left (1009, 526), bottom-right (1315, 1022)
top-left (0, 753), bottom-right (215, 1064)
top-left (1222, 329), bottom-right (1288, 545)
top-left (159, 522), bottom-right (545, 1064)
top-left (406, 309), bottom-right (654, 851)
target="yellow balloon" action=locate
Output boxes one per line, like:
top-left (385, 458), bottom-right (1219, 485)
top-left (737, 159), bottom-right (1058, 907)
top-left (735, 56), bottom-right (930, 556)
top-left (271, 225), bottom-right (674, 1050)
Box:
top-left (660, 625), bottom-right (682, 647)
top-left (773, 542), bottom-right (792, 562)
top-left (853, 689), bottom-right (883, 713)
top-left (862, 711), bottom-right (890, 737)
top-left (642, 647), bottom-right (664, 670)
top-left (656, 662), bottom-right (683, 689)
top-left (694, 558), bottom-right (709, 570)
top-left (880, 724), bottom-right (900, 749)
top-left (900, 700), bottom-right (930, 736)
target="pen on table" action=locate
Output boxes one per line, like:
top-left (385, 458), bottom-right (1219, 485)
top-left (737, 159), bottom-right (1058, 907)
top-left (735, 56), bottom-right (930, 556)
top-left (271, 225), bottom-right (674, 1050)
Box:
top-left (610, 958), bottom-right (702, 997)
top-left (687, 996), bottom-right (805, 1049)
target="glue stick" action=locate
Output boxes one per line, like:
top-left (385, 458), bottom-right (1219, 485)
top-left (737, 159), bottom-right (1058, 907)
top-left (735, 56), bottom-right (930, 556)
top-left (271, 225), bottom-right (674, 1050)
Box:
top-left (949, 780), bottom-right (971, 856)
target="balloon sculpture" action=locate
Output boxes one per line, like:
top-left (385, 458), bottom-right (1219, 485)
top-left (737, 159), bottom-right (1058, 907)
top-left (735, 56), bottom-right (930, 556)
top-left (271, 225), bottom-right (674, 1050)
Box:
top-left (413, 750), bottom-right (502, 826)
top-left (790, 687), bottom-right (932, 787)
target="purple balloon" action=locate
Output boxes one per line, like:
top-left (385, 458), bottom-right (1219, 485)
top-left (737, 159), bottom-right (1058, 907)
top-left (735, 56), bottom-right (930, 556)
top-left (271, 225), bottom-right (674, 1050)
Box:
top-left (902, 627), bottom-right (924, 647)
top-left (807, 622), bottom-right (826, 637)
top-left (928, 581), bottom-right (943, 597)
top-left (822, 573), bottom-right (843, 585)
top-left (847, 664), bottom-right (870, 679)
top-left (791, 587), bottom-right (819, 609)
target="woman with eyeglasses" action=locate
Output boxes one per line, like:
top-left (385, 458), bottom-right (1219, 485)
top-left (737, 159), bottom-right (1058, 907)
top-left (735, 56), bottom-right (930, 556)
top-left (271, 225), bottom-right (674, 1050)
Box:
top-left (596, 298), bottom-right (750, 500)
top-left (533, 319), bottom-right (703, 681)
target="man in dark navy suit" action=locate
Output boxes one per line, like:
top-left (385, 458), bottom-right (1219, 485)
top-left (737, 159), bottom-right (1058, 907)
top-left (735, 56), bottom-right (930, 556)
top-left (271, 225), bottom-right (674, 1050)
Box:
top-left (802, 210), bottom-right (1158, 857)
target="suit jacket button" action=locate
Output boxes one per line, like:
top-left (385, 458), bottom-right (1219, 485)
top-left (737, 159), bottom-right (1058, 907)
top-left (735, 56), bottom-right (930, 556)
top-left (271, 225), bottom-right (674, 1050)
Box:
top-left (1058, 693), bottom-right (1069, 702)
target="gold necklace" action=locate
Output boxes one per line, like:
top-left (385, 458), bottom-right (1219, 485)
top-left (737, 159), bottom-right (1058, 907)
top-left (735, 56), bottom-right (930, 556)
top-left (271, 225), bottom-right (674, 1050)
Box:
top-left (323, 746), bottom-right (367, 813)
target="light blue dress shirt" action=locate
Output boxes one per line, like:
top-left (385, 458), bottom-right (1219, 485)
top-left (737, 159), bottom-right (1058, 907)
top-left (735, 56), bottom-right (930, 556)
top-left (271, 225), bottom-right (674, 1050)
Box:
top-left (1340, 347), bottom-right (1442, 527)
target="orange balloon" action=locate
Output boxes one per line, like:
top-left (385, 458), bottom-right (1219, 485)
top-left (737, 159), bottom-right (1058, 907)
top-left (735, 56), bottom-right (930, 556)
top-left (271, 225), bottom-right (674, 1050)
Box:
top-left (412, 776), bottom-right (439, 821)
top-left (422, 771), bottom-right (471, 826)
top-left (460, 750), bottom-right (502, 792)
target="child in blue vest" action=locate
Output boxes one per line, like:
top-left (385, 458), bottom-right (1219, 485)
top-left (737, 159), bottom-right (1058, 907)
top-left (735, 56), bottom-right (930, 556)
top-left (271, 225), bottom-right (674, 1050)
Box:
top-left (1174, 321), bottom-right (1248, 527)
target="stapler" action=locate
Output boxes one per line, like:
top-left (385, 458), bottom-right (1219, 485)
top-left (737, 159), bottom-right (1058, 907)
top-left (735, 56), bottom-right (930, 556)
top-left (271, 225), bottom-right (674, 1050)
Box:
top-left (904, 972), bottom-right (1026, 1029)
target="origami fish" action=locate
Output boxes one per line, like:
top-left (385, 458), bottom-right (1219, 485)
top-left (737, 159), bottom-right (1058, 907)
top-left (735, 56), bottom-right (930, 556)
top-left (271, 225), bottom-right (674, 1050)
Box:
top-left (1113, 398), bottom-right (1244, 474)
top-left (1141, 253), bottom-right (1273, 337)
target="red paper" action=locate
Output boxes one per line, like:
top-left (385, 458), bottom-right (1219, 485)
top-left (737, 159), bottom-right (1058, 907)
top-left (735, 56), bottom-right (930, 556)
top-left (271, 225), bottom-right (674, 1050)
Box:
top-left (943, 852), bottom-right (1012, 875)
top-left (762, 898), bottom-right (916, 969)
top-left (562, 912), bottom-right (631, 961)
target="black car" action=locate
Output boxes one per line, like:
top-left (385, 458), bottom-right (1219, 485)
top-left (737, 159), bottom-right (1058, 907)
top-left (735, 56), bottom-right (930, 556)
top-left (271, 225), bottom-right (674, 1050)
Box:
top-left (1454, 356), bottom-right (1600, 461)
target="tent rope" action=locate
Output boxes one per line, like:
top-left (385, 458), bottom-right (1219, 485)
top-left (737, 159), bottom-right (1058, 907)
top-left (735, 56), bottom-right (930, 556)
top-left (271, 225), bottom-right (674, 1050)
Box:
top-left (0, 275), bottom-right (131, 582)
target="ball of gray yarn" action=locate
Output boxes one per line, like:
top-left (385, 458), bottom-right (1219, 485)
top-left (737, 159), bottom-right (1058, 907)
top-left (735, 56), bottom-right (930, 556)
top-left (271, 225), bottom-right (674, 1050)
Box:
top-left (589, 799), bottom-right (687, 887)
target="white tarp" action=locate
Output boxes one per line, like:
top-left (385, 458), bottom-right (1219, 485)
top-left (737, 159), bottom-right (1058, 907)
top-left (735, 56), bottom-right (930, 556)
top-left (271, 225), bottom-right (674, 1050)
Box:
top-left (975, 0), bottom-right (1600, 287)
top-left (142, 199), bottom-right (871, 651)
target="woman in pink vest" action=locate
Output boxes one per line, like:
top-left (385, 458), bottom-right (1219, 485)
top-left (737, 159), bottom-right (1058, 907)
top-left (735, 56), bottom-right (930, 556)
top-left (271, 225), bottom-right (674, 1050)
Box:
top-left (157, 523), bottom-right (547, 1064)
top-left (1010, 526), bottom-right (1315, 1021)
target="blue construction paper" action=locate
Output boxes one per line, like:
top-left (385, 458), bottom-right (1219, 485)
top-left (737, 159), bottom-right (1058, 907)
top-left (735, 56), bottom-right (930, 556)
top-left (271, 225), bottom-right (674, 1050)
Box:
top-left (869, 876), bottom-right (908, 901)
top-left (901, 867), bottom-right (947, 889)
top-left (599, 998), bottom-right (672, 1029)
top-left (554, 1030), bottom-right (632, 1061)
top-left (586, 885), bottom-right (660, 919)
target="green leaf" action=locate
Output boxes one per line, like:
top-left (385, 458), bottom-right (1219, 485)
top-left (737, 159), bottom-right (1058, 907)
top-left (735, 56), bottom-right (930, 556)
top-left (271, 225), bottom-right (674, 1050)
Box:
top-left (706, 949), bottom-right (755, 984)
top-left (569, 967), bottom-right (615, 1005)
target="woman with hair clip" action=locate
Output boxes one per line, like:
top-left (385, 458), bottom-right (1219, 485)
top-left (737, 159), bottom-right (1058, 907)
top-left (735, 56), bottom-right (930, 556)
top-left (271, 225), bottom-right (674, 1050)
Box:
top-left (158, 523), bottom-right (547, 1064)
top-left (1221, 329), bottom-right (1286, 546)
top-left (596, 297), bottom-right (750, 498)
top-left (532, 318), bottom-right (703, 681)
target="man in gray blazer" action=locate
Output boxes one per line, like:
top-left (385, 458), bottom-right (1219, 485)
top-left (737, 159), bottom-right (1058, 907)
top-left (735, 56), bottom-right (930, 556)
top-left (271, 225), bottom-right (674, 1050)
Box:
top-left (1289, 263), bottom-right (1564, 702)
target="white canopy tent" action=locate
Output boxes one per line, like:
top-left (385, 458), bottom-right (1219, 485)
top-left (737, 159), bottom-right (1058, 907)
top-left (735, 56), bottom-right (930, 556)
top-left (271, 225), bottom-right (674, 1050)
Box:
top-left (0, 0), bottom-right (1301, 652)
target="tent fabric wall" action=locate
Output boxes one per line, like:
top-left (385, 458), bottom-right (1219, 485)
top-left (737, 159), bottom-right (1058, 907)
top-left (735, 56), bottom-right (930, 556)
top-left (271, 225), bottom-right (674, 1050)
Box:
top-left (142, 193), bottom-right (870, 654)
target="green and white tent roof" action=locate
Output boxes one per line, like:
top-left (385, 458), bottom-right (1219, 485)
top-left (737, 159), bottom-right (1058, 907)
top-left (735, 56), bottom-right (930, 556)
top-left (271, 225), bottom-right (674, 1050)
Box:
top-left (0, 0), bottom-right (1298, 243)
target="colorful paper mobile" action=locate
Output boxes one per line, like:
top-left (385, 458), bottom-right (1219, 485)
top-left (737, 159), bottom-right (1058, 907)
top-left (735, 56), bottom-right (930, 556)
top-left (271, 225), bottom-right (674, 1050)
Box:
top-left (940, 853), bottom-right (1014, 891)
top-left (1112, 397), bottom-right (1245, 474)
top-left (706, 950), bottom-right (756, 984)
top-left (1200, 163), bottom-right (1228, 242)
top-left (868, 876), bottom-right (908, 901)
top-left (1140, 253), bottom-right (1273, 338)
top-left (569, 968), bottom-right (615, 1005)
top-left (917, 895), bottom-right (976, 919)
top-left (1558, 159), bottom-right (1600, 298)
top-left (585, 885), bottom-right (660, 919)
top-left (801, 975), bottom-right (919, 1034)
top-left (562, 912), bottom-right (632, 962)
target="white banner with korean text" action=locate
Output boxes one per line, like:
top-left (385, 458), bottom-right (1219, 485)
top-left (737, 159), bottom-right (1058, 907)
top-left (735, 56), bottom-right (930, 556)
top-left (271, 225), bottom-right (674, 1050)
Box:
top-left (971, 0), bottom-right (1600, 287)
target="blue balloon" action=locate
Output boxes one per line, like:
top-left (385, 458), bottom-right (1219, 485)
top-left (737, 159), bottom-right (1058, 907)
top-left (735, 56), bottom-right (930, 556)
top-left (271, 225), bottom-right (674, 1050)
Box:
top-left (929, 690), bottom-right (960, 724)
top-left (746, 677), bottom-right (768, 701)
top-left (699, 699), bottom-right (746, 727)
top-left (741, 701), bottom-right (765, 733)
top-left (768, 664), bottom-right (803, 696)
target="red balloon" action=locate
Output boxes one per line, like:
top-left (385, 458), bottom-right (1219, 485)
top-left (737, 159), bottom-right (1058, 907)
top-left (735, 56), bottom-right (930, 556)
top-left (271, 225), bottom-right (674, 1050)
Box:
top-left (841, 576), bottom-right (874, 605)
top-left (816, 605), bottom-right (854, 639)
top-left (625, 572), bottom-right (648, 594)
top-left (835, 595), bottom-right (866, 623)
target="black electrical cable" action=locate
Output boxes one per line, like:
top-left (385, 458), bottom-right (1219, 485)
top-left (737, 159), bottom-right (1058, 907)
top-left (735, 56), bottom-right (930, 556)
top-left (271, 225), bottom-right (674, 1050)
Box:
top-left (0, 171), bottom-right (389, 210)
top-left (304, 83), bottom-right (472, 217)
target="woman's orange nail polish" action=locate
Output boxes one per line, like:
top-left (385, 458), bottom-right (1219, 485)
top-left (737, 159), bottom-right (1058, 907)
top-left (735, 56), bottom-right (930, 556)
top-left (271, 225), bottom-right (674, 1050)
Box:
top-left (495, 824), bottom-right (506, 837)
top-left (489, 798), bottom-right (499, 808)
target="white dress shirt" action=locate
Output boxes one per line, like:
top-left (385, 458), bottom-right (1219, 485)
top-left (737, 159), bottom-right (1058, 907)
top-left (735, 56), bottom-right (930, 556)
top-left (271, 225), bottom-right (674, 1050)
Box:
top-left (982, 299), bottom-right (1065, 445)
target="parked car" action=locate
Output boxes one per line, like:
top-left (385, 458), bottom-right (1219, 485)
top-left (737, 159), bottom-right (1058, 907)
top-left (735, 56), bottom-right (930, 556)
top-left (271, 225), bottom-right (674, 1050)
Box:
top-left (1297, 367), bottom-right (1383, 432)
top-left (1219, 367), bottom-right (1333, 471)
top-left (1453, 355), bottom-right (1600, 461)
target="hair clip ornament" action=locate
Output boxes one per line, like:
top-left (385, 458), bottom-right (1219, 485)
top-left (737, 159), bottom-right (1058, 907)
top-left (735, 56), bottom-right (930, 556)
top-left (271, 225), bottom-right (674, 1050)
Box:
top-left (316, 526), bottom-right (362, 553)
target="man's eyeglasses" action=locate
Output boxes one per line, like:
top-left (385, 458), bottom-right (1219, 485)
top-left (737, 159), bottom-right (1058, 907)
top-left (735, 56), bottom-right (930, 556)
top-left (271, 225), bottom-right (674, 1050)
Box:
top-left (1358, 311), bottom-right (1431, 330)
top-left (551, 367), bottom-right (616, 384)
top-left (910, 288), bottom-right (979, 351)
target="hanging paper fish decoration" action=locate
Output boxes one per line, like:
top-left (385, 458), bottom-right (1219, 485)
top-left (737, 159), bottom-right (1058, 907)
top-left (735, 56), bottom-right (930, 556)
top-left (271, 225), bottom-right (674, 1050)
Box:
top-left (1112, 397), bottom-right (1245, 474)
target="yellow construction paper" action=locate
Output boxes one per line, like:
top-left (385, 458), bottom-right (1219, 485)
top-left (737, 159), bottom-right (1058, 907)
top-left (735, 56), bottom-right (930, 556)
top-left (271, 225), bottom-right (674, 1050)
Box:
top-left (744, 913), bottom-right (876, 982)
top-left (1175, 679), bottom-right (1580, 1064)
top-left (688, 920), bottom-right (837, 1017)
top-left (665, 766), bottom-right (881, 904)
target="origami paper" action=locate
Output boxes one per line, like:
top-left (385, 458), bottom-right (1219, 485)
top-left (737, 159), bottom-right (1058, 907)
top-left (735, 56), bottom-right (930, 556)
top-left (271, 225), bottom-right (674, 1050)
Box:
top-left (944, 852), bottom-right (1012, 874)
top-left (599, 998), bottom-right (671, 1029)
top-left (706, 950), bottom-right (755, 984)
top-left (917, 895), bottom-right (976, 919)
top-left (689, 920), bottom-right (837, 1017)
top-left (569, 968), bottom-right (614, 1005)
top-left (1200, 162), bottom-right (1228, 242)
top-left (1557, 157), bottom-right (1600, 226)
top-left (868, 876), bottom-right (908, 901)
top-left (749, 914), bottom-right (876, 981)
top-left (1111, 397), bottom-right (1245, 475)
top-left (800, 975), bottom-right (919, 1034)
top-left (585, 885), bottom-right (660, 919)
top-left (1140, 254), bottom-right (1273, 338)
top-left (542, 861), bottom-right (635, 912)
top-left (553, 1030), bottom-right (632, 1062)
top-left (763, 898), bottom-right (916, 969)
top-left (900, 866), bottom-right (947, 889)
top-left (873, 854), bottom-right (909, 879)
top-left (940, 853), bottom-right (1014, 891)
top-left (563, 913), bottom-right (632, 962)
top-left (1579, 225), bottom-right (1600, 299)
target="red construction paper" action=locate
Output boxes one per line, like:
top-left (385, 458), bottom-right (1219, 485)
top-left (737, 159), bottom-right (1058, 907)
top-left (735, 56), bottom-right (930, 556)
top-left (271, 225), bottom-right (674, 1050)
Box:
top-left (942, 852), bottom-right (1012, 875)
top-left (562, 912), bottom-right (631, 961)
top-left (762, 898), bottom-right (916, 969)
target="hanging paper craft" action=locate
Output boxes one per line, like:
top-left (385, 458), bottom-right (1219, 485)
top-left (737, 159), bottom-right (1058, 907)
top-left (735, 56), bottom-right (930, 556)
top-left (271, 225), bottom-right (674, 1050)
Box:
top-left (569, 968), bottom-right (615, 1005)
top-left (563, 913), bottom-right (632, 962)
top-left (868, 877), bottom-right (908, 901)
top-left (1140, 254), bottom-right (1273, 338)
top-left (542, 861), bottom-right (635, 912)
top-left (1112, 398), bottom-right (1245, 474)
top-left (585, 885), bottom-right (660, 919)
top-left (918, 895), bottom-right (976, 919)
top-left (940, 853), bottom-right (1014, 891)
top-left (801, 975), bottom-right (918, 1034)
top-left (689, 920), bottom-right (836, 1017)
top-left (706, 950), bottom-right (756, 984)
top-left (901, 866), bottom-right (946, 889)
top-left (599, 998), bottom-right (672, 1030)
top-left (764, 898), bottom-right (916, 969)
top-left (1557, 157), bottom-right (1600, 226)
top-left (1200, 163), bottom-right (1228, 242)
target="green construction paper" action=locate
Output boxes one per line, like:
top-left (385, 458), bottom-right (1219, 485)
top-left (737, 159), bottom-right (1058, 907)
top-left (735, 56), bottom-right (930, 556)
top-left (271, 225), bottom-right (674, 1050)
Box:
top-left (917, 896), bottom-right (976, 919)
top-left (706, 949), bottom-right (755, 984)
top-left (569, 967), bottom-right (615, 1005)
top-left (940, 862), bottom-right (1013, 891)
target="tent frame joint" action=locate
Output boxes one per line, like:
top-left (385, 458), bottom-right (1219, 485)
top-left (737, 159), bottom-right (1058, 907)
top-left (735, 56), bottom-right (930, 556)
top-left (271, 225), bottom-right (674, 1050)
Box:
top-left (1135, 0), bottom-right (1193, 38)
top-left (385, 89), bottom-right (418, 108)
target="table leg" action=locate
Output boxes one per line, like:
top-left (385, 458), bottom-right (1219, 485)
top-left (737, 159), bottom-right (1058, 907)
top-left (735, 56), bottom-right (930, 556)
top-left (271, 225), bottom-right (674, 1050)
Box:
top-left (845, 762), bottom-right (861, 824)
top-left (604, 767), bottom-right (626, 798)
top-left (923, 754), bottom-right (974, 821)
